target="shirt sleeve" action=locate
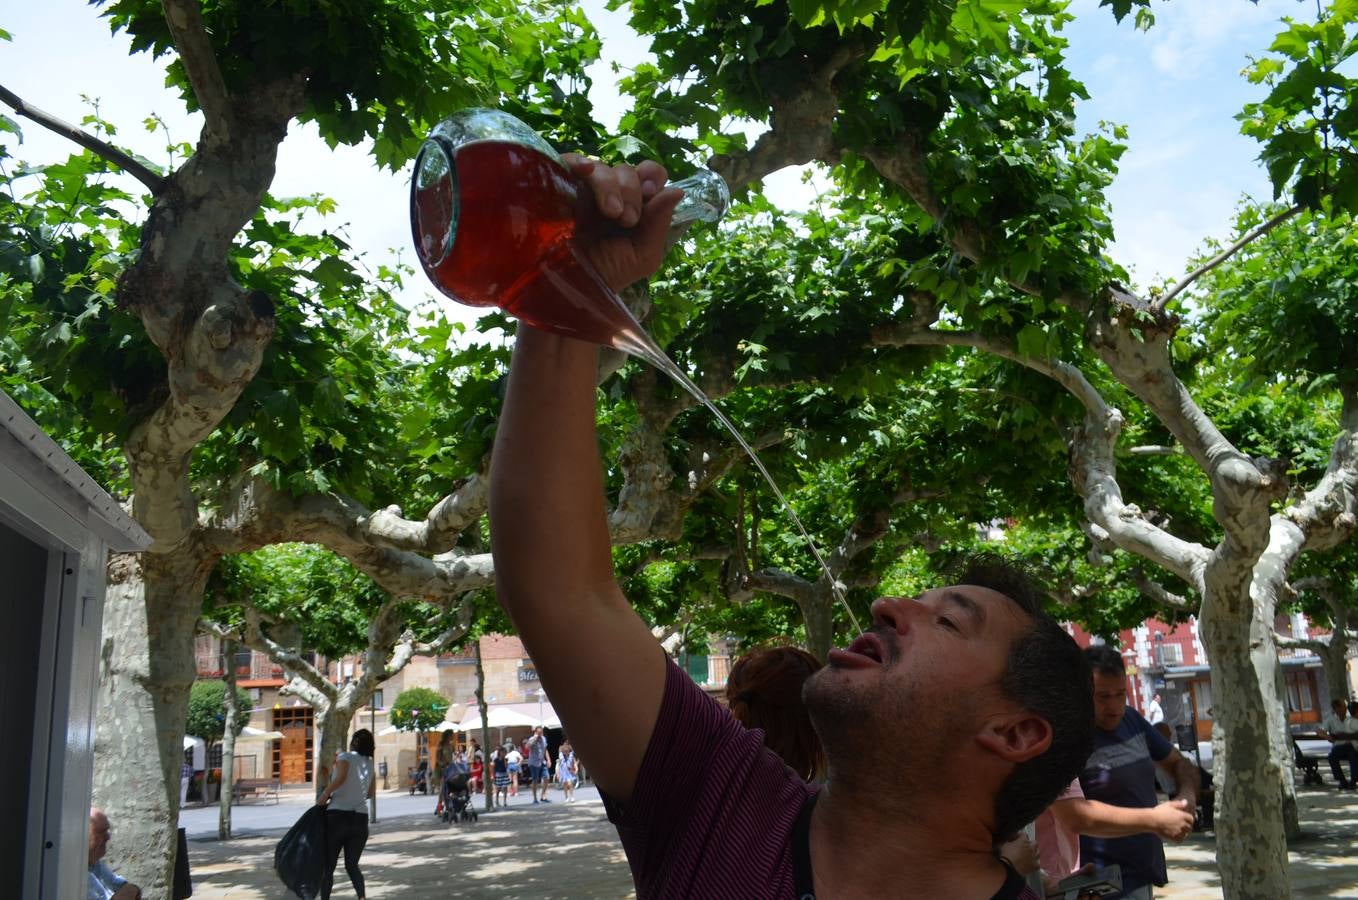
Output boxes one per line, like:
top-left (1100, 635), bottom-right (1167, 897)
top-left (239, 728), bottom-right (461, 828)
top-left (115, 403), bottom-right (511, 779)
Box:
top-left (1134, 709), bottom-right (1174, 762)
top-left (88, 862), bottom-right (126, 900)
top-left (1056, 777), bottom-right (1084, 801)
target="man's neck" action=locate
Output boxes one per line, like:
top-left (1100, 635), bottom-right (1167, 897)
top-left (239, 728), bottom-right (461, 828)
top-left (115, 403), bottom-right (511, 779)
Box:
top-left (809, 780), bottom-right (1009, 899)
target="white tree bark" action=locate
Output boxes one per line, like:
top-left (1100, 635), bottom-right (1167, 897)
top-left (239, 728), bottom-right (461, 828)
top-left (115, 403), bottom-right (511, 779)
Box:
top-left (93, 552), bottom-right (210, 896)
top-left (218, 637), bottom-right (240, 840)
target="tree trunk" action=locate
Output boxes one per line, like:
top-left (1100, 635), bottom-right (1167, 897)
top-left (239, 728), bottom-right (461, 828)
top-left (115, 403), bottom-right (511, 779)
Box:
top-left (1324, 636), bottom-right (1351, 703)
top-left (93, 552), bottom-right (208, 896)
top-left (474, 639), bottom-right (493, 811)
top-left (314, 701), bottom-right (356, 800)
top-left (802, 593), bottom-right (834, 662)
top-left (218, 638), bottom-right (239, 840)
top-left (1199, 580), bottom-right (1292, 900)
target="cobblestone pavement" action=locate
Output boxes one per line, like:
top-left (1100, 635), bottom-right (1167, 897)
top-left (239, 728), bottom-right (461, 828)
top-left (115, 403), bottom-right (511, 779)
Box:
top-left (1157, 780), bottom-right (1358, 899)
top-left (181, 779), bottom-right (1358, 898)
top-left (186, 787), bottom-right (635, 898)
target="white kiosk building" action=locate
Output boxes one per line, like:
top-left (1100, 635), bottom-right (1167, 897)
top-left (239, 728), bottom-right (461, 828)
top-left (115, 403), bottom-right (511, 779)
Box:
top-left (1, 391), bottom-right (150, 898)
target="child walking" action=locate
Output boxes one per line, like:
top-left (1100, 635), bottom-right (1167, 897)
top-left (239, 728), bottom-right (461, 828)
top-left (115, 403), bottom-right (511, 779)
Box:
top-left (558, 741), bottom-right (578, 803)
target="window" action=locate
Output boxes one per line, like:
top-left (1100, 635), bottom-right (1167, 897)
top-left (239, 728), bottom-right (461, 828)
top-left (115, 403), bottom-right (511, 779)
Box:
top-left (1286, 674), bottom-right (1314, 712)
top-left (1194, 680), bottom-right (1213, 719)
top-left (371, 689), bottom-right (384, 710)
top-left (1158, 643), bottom-right (1183, 665)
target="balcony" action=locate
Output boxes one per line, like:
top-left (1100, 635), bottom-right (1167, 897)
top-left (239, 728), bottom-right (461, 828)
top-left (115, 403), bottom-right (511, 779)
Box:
top-left (195, 652), bottom-right (286, 681)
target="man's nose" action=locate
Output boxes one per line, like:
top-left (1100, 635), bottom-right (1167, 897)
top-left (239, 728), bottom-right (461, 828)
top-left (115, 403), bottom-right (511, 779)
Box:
top-left (870, 595), bottom-right (919, 633)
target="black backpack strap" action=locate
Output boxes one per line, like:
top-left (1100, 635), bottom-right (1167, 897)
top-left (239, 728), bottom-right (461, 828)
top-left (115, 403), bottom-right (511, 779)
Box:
top-left (792, 791), bottom-right (819, 900)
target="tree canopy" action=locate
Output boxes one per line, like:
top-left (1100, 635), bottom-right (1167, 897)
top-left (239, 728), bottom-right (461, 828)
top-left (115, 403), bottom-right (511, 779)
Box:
top-left (185, 680), bottom-right (252, 745)
top-left (390, 686), bottom-right (451, 732)
top-left (5, 0), bottom-right (1358, 895)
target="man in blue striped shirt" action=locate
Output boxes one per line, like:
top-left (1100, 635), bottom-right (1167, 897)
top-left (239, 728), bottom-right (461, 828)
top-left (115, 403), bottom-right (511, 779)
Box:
top-left (1078, 646), bottom-right (1200, 899)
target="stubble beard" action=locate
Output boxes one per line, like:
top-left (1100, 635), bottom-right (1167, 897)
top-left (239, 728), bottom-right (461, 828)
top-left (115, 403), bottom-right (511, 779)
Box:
top-left (804, 649), bottom-right (966, 798)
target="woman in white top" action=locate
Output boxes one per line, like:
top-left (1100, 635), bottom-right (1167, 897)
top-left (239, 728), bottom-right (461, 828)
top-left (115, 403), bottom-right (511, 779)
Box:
top-left (316, 728), bottom-right (375, 900)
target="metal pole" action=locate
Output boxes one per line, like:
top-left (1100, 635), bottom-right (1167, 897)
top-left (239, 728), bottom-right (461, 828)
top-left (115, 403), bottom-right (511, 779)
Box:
top-left (369, 700), bottom-right (377, 823)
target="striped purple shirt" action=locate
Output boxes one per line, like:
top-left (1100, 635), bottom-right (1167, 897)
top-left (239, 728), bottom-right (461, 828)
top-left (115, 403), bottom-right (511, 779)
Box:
top-left (602, 658), bottom-right (1039, 900)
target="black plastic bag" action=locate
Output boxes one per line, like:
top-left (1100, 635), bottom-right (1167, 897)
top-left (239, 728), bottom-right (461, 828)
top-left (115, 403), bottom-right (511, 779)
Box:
top-left (274, 806), bottom-right (327, 899)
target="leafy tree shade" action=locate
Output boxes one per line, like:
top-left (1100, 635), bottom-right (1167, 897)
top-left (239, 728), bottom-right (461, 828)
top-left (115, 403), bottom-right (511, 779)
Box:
top-left (185, 680), bottom-right (252, 745)
top-left (4, 1), bottom-right (1355, 896)
top-left (389, 687), bottom-right (450, 732)
top-left (207, 544), bottom-right (391, 660)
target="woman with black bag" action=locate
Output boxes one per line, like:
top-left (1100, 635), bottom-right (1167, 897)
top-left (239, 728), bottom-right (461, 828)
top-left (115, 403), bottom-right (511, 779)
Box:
top-left (316, 728), bottom-right (376, 899)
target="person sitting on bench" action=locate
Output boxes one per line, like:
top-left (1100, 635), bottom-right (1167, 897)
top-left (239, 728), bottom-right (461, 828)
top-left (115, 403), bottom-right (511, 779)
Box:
top-left (1321, 698), bottom-right (1358, 790)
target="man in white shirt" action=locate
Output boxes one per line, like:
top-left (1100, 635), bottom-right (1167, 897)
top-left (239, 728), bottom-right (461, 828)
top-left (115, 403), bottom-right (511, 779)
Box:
top-left (1322, 698), bottom-right (1358, 789)
top-left (1145, 693), bottom-right (1165, 726)
top-left (88, 808), bottom-right (140, 900)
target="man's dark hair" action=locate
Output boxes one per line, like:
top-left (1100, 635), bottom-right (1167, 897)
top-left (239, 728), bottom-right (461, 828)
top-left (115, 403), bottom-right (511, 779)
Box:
top-left (351, 728), bottom-right (375, 758)
top-left (1334, 698), bottom-right (1348, 712)
top-left (951, 554), bottom-right (1095, 841)
top-left (1085, 644), bottom-right (1127, 677)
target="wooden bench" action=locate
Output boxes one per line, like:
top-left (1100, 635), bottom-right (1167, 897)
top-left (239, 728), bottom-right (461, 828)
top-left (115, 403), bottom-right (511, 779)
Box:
top-left (232, 778), bottom-right (281, 804)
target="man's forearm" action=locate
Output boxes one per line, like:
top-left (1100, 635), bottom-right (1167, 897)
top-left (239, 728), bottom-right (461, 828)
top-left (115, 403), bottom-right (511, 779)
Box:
top-left (1056, 798), bottom-right (1166, 838)
top-left (490, 328), bottom-right (615, 614)
top-left (1173, 757), bottom-right (1199, 804)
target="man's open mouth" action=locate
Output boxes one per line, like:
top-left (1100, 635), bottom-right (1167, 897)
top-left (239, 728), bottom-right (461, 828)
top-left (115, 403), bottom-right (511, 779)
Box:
top-left (826, 631), bottom-right (886, 668)
top-left (849, 633), bottom-right (883, 662)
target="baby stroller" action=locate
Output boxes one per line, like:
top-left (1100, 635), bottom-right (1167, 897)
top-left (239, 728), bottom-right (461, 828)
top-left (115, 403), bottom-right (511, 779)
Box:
top-left (441, 772), bottom-right (478, 824)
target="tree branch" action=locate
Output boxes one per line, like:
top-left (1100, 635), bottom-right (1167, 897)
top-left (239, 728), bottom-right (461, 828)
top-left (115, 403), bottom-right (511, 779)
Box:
top-left (1152, 204), bottom-right (1305, 313)
top-left (205, 608), bottom-right (336, 701)
top-left (1275, 633), bottom-right (1330, 655)
top-left (366, 601), bottom-right (474, 686)
top-left (1286, 387), bottom-right (1358, 553)
top-left (1088, 311), bottom-right (1285, 562)
top-left (1133, 572), bottom-right (1190, 610)
top-left (706, 36), bottom-right (871, 191)
top-left (298, 473), bottom-right (487, 556)
top-left (201, 477), bottom-right (497, 599)
top-left (872, 323), bottom-right (1211, 588)
top-left (1126, 445), bottom-right (1183, 457)
top-left (0, 84), bottom-right (165, 193)
top-left (160, 0), bottom-right (233, 143)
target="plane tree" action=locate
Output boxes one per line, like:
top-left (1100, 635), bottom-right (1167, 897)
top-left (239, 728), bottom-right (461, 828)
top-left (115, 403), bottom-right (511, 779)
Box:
top-left (609, 1), bottom-right (1358, 895)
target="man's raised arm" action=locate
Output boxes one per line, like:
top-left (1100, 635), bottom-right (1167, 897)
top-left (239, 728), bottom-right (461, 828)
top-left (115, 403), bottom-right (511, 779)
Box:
top-left (489, 157), bottom-right (683, 804)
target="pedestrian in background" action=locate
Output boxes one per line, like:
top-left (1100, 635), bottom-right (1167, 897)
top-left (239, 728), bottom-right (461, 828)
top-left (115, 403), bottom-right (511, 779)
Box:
top-left (725, 645), bottom-right (826, 782)
top-left (558, 741), bottom-right (579, 802)
top-left (493, 748), bottom-right (510, 808)
top-left (506, 742), bottom-right (523, 797)
top-left (316, 728), bottom-right (376, 900)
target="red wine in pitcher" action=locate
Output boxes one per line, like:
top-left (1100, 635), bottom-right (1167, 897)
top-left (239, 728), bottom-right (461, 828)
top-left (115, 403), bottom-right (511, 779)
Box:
top-left (412, 139), bottom-right (638, 347)
top-left (408, 110), bottom-right (862, 636)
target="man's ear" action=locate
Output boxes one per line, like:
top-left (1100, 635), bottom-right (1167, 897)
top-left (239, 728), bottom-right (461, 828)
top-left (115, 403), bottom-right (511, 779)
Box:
top-left (976, 712), bottom-right (1053, 763)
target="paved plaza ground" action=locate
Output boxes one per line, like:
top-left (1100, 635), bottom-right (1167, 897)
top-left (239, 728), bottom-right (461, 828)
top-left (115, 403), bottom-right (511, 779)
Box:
top-left (175, 778), bottom-right (1358, 898)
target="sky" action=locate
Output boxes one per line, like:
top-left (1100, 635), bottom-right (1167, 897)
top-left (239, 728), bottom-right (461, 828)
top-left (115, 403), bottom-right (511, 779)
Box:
top-left (0, 0), bottom-right (1301, 332)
